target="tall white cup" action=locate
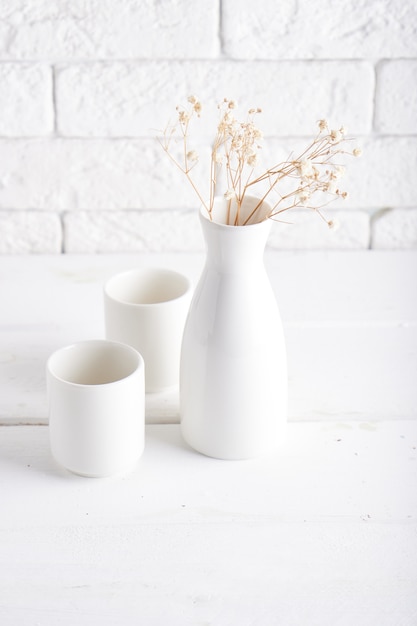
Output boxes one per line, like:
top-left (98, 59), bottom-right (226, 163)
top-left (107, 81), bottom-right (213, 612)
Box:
top-left (47, 340), bottom-right (145, 478)
top-left (104, 268), bottom-right (192, 392)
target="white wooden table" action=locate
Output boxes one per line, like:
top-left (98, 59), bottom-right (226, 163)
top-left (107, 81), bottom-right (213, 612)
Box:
top-left (1, 252), bottom-right (416, 625)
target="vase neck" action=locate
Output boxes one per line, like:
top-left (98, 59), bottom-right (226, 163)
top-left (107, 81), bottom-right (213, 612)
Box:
top-left (200, 212), bottom-right (271, 273)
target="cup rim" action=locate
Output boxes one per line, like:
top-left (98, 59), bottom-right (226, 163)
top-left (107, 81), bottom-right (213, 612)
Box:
top-left (46, 339), bottom-right (144, 388)
top-left (103, 267), bottom-right (192, 307)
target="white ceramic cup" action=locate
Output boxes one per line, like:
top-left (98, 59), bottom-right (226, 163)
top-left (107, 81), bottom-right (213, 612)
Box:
top-left (104, 268), bottom-right (192, 393)
top-left (47, 340), bottom-right (145, 478)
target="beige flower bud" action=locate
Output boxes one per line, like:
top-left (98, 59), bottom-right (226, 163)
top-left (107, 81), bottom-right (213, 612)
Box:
top-left (328, 219), bottom-right (340, 231)
top-left (330, 129), bottom-right (343, 143)
top-left (297, 190), bottom-right (310, 205)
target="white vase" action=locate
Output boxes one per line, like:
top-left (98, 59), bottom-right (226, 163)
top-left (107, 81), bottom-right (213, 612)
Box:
top-left (180, 196), bottom-right (287, 460)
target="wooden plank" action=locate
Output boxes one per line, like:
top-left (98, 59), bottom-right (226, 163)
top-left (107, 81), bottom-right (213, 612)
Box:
top-left (0, 252), bottom-right (416, 423)
top-left (0, 422), bottom-right (416, 625)
top-left (1, 251), bottom-right (416, 328)
top-left (287, 325), bottom-right (417, 420)
top-left (1, 325), bottom-right (416, 423)
top-left (266, 250), bottom-right (417, 325)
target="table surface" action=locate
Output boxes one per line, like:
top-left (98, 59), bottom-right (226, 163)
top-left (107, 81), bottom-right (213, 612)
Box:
top-left (0, 251), bottom-right (416, 625)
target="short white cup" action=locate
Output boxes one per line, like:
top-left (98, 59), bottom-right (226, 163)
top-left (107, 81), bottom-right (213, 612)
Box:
top-left (104, 268), bottom-right (192, 393)
top-left (47, 340), bottom-right (145, 478)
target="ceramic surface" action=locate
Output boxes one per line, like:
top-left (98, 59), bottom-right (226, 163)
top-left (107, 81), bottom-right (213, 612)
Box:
top-left (47, 339), bottom-right (145, 477)
top-left (104, 268), bottom-right (192, 392)
top-left (180, 197), bottom-right (287, 459)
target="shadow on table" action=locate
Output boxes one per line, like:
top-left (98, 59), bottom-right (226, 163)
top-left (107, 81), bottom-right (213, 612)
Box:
top-left (0, 423), bottom-right (206, 483)
top-left (144, 422), bottom-right (203, 459)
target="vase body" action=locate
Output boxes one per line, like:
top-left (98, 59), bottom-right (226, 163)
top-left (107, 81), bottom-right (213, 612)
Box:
top-left (180, 197), bottom-right (287, 460)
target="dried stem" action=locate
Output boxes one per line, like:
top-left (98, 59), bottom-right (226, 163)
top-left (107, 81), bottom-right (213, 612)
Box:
top-left (159, 98), bottom-right (361, 228)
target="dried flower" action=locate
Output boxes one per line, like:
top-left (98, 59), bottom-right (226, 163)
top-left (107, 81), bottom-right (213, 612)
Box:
top-left (330, 129), bottom-right (343, 143)
top-left (336, 190), bottom-right (348, 199)
top-left (298, 159), bottom-right (315, 179)
top-left (159, 96), bottom-right (359, 226)
top-left (330, 165), bottom-right (345, 180)
top-left (297, 190), bottom-right (310, 205)
top-left (327, 219), bottom-right (340, 230)
top-left (187, 95), bottom-right (202, 115)
top-left (178, 110), bottom-right (190, 125)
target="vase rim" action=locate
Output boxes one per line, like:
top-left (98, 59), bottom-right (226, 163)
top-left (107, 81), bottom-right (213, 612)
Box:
top-left (200, 195), bottom-right (272, 229)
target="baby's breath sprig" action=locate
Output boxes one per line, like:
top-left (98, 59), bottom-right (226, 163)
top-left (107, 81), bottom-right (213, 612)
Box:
top-left (158, 95), bottom-right (208, 211)
top-left (159, 97), bottom-right (361, 227)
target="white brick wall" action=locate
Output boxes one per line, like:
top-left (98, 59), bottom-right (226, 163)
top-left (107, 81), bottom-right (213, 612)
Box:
top-left (0, 0), bottom-right (416, 253)
top-left (0, 211), bottom-right (61, 253)
top-left (56, 60), bottom-right (374, 137)
top-left (0, 64), bottom-right (53, 136)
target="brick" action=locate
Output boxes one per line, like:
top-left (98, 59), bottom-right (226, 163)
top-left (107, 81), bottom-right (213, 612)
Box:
top-left (222, 0), bottom-right (417, 59)
top-left (0, 139), bottom-right (209, 211)
top-left (263, 136), bottom-right (417, 210)
top-left (372, 209), bottom-right (417, 249)
top-left (56, 60), bottom-right (373, 137)
top-left (64, 209), bottom-right (370, 253)
top-left (0, 64), bottom-right (53, 136)
top-left (1, 136), bottom-right (415, 215)
top-left (0, 211), bottom-right (62, 253)
top-left (267, 210), bottom-right (370, 250)
top-left (64, 210), bottom-right (203, 253)
top-left (345, 137), bottom-right (417, 209)
top-left (375, 61), bottom-right (417, 134)
top-left (0, 0), bottom-right (219, 60)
